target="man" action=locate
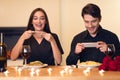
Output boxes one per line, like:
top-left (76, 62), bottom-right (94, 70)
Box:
top-left (66, 3), bottom-right (120, 65)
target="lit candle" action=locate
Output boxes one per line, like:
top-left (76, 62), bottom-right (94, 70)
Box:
top-left (14, 67), bottom-right (18, 71)
top-left (35, 69), bottom-right (40, 76)
top-left (31, 68), bottom-right (35, 72)
top-left (17, 68), bottom-right (22, 76)
top-left (30, 68), bottom-right (35, 77)
top-left (99, 69), bottom-right (105, 76)
top-left (68, 69), bottom-right (73, 74)
top-left (30, 71), bottom-right (35, 77)
top-left (86, 67), bottom-right (91, 72)
top-left (60, 70), bottom-right (65, 76)
top-left (64, 67), bottom-right (69, 73)
top-left (83, 70), bottom-right (89, 76)
top-left (4, 70), bottom-right (9, 76)
top-left (47, 68), bottom-right (52, 75)
top-left (83, 67), bottom-right (91, 76)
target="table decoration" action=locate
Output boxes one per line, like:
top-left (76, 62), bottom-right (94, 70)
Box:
top-left (99, 56), bottom-right (120, 71)
top-left (99, 69), bottom-right (105, 76)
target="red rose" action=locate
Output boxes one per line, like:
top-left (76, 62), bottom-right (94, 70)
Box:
top-left (99, 64), bottom-right (107, 70)
top-left (99, 56), bottom-right (110, 70)
top-left (115, 56), bottom-right (120, 61)
top-left (114, 56), bottom-right (120, 71)
top-left (99, 56), bottom-right (120, 71)
top-left (102, 56), bottom-right (112, 64)
top-left (114, 56), bottom-right (120, 64)
top-left (116, 65), bottom-right (120, 71)
top-left (108, 60), bottom-right (117, 71)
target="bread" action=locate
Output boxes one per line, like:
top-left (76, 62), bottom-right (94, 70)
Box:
top-left (27, 61), bottom-right (43, 66)
top-left (80, 61), bottom-right (101, 66)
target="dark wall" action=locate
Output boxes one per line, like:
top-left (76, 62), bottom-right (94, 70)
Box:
top-left (0, 27), bottom-right (26, 51)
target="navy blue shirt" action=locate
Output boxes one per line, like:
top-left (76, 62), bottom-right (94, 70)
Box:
top-left (66, 26), bottom-right (120, 65)
top-left (24, 33), bottom-right (64, 65)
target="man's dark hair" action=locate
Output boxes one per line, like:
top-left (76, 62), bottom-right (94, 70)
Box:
top-left (81, 3), bottom-right (101, 20)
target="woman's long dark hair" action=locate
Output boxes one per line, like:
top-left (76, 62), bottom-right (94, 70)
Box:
top-left (26, 8), bottom-right (51, 33)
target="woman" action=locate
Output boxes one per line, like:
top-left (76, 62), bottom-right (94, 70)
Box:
top-left (10, 8), bottom-right (64, 65)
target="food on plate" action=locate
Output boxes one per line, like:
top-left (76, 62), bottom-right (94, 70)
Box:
top-left (79, 61), bottom-right (101, 66)
top-left (27, 61), bottom-right (44, 66)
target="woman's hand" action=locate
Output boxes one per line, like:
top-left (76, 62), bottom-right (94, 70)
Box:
top-left (21, 30), bottom-right (34, 40)
top-left (40, 31), bottom-right (54, 42)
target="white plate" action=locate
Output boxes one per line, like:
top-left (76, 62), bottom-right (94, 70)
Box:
top-left (78, 64), bottom-right (101, 68)
top-left (23, 64), bottom-right (48, 69)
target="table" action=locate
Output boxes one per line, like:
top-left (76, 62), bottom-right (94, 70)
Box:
top-left (0, 66), bottom-right (120, 80)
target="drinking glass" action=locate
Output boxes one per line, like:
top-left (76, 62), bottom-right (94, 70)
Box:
top-left (107, 44), bottom-right (115, 56)
top-left (21, 45), bottom-right (31, 65)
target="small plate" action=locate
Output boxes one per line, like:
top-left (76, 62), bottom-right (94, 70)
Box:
top-left (78, 64), bottom-right (101, 68)
top-left (23, 64), bottom-right (48, 69)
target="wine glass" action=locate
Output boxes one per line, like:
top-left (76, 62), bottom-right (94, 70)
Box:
top-left (21, 45), bottom-right (31, 65)
top-left (107, 44), bottom-right (115, 58)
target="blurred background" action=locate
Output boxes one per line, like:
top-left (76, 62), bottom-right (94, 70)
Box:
top-left (0, 0), bottom-right (120, 65)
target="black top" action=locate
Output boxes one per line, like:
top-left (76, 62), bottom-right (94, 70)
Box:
top-left (24, 33), bottom-right (64, 65)
top-left (66, 26), bottom-right (120, 65)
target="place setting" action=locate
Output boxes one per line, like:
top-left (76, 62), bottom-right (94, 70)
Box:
top-left (16, 45), bottom-right (48, 69)
top-left (77, 60), bottom-right (101, 68)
